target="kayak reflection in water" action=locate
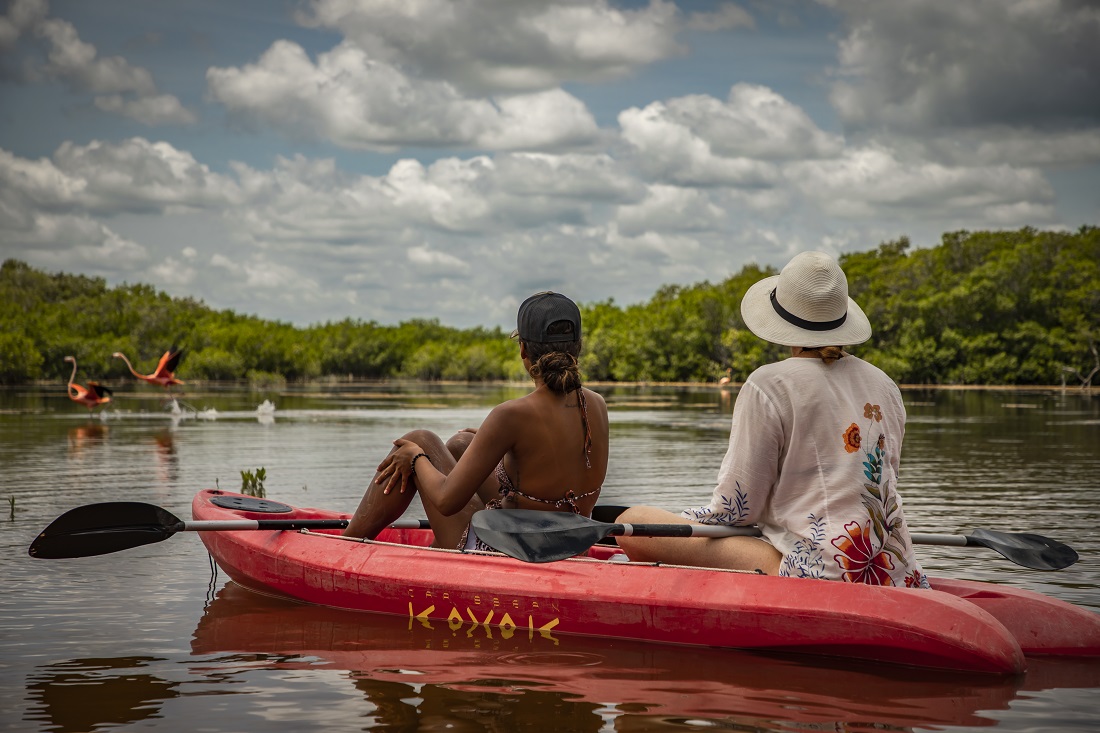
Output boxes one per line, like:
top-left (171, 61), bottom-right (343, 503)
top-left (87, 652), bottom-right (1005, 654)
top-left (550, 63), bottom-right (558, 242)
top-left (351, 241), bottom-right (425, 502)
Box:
top-left (617, 252), bottom-right (930, 587)
top-left (343, 292), bottom-right (609, 550)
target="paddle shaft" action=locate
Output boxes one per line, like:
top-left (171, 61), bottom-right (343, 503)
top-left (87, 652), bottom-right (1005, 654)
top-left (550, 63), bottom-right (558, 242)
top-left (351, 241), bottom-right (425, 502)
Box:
top-left (910, 533), bottom-right (970, 547)
top-left (613, 522), bottom-right (760, 538)
top-left (616, 526), bottom-right (1034, 549)
top-left (644, 526), bottom-right (985, 547)
top-left (182, 518), bottom-right (427, 532)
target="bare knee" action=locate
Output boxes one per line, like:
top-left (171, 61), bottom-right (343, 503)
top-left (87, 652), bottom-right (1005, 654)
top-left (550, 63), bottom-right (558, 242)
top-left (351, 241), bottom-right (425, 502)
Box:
top-left (445, 430), bottom-right (474, 461)
top-left (617, 506), bottom-right (682, 524)
top-left (614, 506), bottom-right (684, 561)
top-left (403, 428), bottom-right (442, 447)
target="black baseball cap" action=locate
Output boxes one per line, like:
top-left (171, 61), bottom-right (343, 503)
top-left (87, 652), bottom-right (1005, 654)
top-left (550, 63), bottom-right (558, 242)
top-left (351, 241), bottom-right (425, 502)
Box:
top-left (512, 292), bottom-right (582, 343)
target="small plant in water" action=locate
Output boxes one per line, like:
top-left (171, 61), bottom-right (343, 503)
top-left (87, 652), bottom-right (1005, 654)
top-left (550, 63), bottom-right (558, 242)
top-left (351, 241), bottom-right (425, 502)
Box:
top-left (8, 496), bottom-right (14, 521)
top-left (241, 467), bottom-right (267, 498)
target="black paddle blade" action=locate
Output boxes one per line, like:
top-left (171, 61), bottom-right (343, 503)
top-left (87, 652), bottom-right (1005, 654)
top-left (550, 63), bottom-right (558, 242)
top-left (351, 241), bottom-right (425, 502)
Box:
top-left (29, 502), bottom-right (184, 559)
top-left (471, 509), bottom-right (613, 563)
top-left (968, 528), bottom-right (1079, 571)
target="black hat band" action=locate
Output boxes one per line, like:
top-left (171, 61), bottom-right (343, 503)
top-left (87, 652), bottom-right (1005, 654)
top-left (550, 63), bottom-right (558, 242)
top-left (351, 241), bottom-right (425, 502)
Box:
top-left (770, 288), bottom-right (847, 332)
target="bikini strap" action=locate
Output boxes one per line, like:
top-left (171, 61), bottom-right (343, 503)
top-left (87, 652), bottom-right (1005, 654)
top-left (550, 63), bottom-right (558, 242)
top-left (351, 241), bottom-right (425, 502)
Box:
top-left (577, 387), bottom-right (592, 469)
top-left (503, 485), bottom-right (601, 513)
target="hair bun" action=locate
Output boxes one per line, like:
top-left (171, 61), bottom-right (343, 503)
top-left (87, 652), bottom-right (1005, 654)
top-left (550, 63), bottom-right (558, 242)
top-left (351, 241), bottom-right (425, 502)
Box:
top-left (531, 352), bottom-right (582, 393)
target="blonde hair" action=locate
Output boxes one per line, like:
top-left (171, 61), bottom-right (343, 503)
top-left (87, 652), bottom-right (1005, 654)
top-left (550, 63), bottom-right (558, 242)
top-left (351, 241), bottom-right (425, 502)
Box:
top-left (802, 346), bottom-right (844, 364)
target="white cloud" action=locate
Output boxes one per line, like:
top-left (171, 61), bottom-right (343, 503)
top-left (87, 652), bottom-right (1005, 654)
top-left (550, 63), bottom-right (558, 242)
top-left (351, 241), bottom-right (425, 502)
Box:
top-left (37, 17), bottom-right (155, 94)
top-left (148, 255), bottom-right (196, 287)
top-left (785, 144), bottom-right (1055, 222)
top-left (686, 3), bottom-right (754, 31)
top-left (0, 204), bottom-right (148, 275)
top-left (46, 138), bottom-right (238, 213)
top-left (0, 0), bottom-right (47, 51)
top-left (210, 253), bottom-right (319, 291)
top-left (615, 185), bottom-right (726, 236)
top-left (94, 93), bottom-right (197, 126)
top-left (618, 83), bottom-right (844, 186)
top-left (911, 127), bottom-right (1100, 168)
top-left (0, 1), bottom-right (192, 126)
top-left (407, 245), bottom-right (470, 273)
top-left (0, 69), bottom-right (1075, 332)
top-left (299, 0), bottom-right (690, 94)
top-left (828, 0), bottom-right (1100, 138)
top-left (207, 40), bottom-right (599, 152)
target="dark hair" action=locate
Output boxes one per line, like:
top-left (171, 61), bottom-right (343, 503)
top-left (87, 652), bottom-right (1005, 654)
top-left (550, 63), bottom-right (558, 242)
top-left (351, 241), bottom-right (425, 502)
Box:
top-left (524, 320), bottom-right (582, 393)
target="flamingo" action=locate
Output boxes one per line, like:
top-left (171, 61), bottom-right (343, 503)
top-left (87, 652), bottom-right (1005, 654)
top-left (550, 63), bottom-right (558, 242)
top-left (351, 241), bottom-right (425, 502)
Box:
top-left (64, 356), bottom-right (113, 412)
top-left (113, 346), bottom-right (185, 390)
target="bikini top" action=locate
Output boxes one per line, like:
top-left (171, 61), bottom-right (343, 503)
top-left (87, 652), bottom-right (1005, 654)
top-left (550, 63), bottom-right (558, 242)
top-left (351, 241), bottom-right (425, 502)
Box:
top-left (495, 387), bottom-right (598, 513)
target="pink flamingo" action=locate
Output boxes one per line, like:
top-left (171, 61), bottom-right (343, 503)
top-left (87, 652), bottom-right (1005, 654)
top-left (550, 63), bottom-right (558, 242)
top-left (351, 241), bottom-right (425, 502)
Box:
top-left (113, 346), bottom-right (185, 391)
top-left (64, 356), bottom-right (113, 412)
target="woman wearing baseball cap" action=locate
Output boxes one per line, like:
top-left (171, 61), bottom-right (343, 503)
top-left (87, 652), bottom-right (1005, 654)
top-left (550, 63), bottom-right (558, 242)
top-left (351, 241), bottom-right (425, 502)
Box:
top-left (616, 252), bottom-right (929, 587)
top-left (344, 292), bottom-right (609, 550)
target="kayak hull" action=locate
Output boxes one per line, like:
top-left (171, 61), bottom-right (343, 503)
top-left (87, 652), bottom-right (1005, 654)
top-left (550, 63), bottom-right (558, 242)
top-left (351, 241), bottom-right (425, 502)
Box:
top-left (192, 489), bottom-right (1100, 674)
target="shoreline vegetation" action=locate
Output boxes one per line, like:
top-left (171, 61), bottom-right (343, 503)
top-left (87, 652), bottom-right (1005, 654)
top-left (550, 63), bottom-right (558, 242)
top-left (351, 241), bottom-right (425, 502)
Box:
top-left (3, 226), bottom-right (1098, 389)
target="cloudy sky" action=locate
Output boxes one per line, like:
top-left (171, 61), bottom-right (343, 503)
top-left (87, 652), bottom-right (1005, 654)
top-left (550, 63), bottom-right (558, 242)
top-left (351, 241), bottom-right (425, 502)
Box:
top-left (1, 0), bottom-right (1097, 329)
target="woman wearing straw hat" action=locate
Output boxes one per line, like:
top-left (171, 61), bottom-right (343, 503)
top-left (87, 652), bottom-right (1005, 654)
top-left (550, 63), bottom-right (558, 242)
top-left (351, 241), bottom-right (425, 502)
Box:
top-left (616, 252), bottom-right (929, 587)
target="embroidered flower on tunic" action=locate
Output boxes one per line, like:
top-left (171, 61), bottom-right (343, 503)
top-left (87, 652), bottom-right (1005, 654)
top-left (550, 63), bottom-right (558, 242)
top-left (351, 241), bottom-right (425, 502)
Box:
top-left (863, 403), bottom-right (882, 422)
top-left (905, 568), bottom-right (927, 588)
top-left (842, 423), bottom-right (861, 453)
top-left (832, 520), bottom-right (896, 585)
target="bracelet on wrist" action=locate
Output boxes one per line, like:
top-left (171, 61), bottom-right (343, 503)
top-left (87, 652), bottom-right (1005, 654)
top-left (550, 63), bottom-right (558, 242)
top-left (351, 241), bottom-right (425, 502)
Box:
top-left (410, 452), bottom-right (430, 475)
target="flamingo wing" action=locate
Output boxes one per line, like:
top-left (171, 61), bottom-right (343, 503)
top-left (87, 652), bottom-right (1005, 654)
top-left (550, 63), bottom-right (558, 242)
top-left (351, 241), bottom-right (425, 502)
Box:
top-left (88, 382), bottom-right (113, 399)
top-left (160, 346), bottom-right (184, 375)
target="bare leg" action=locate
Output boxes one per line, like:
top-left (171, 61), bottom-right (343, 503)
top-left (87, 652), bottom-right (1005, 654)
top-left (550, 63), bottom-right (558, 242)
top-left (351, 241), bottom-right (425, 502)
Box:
top-left (614, 506), bottom-right (783, 575)
top-left (344, 429), bottom-right (484, 548)
top-left (445, 429), bottom-right (501, 506)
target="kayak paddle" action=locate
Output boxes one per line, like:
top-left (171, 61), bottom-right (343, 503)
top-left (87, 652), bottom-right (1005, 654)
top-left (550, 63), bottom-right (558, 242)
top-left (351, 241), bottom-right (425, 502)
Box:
top-left (27, 501), bottom-right (428, 560)
top-left (908, 530), bottom-right (1078, 571)
top-left (472, 509), bottom-right (1080, 570)
top-left (30, 501), bottom-right (1079, 571)
top-left (470, 509), bottom-right (761, 563)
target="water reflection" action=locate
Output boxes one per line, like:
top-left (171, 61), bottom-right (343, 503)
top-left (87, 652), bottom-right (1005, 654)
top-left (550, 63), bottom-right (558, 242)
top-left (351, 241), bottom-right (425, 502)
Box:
top-left (153, 429), bottom-right (178, 484)
top-left (23, 656), bottom-right (181, 732)
top-left (65, 423), bottom-right (108, 457)
top-left (4, 385), bottom-right (1098, 733)
top-left (188, 582), bottom-right (1100, 732)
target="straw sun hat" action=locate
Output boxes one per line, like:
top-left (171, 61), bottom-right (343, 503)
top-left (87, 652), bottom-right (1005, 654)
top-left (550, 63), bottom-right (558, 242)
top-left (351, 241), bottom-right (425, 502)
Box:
top-left (740, 251), bottom-right (872, 348)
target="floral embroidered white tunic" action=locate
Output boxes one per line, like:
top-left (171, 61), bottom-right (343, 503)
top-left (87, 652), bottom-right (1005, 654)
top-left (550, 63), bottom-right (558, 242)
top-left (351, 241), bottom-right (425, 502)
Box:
top-left (683, 355), bottom-right (930, 587)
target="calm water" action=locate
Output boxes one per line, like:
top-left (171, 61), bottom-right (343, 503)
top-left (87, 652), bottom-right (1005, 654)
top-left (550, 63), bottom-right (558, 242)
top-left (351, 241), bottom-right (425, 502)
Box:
top-left (1, 382), bottom-right (1099, 732)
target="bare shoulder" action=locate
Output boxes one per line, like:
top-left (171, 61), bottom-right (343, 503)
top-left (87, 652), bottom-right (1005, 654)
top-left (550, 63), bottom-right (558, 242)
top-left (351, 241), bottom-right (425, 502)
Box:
top-left (482, 394), bottom-right (533, 428)
top-left (581, 387), bottom-right (608, 414)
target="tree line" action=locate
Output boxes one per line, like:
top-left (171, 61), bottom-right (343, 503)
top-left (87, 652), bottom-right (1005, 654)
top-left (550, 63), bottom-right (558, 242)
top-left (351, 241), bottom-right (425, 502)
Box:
top-left (2, 226), bottom-right (1097, 387)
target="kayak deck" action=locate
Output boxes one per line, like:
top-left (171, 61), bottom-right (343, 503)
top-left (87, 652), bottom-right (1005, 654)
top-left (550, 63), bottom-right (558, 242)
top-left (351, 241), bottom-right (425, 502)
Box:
top-left (193, 489), bottom-right (1100, 675)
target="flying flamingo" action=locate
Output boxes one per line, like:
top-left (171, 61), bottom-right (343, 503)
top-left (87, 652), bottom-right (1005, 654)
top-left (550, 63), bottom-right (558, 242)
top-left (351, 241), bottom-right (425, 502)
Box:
top-left (113, 346), bottom-right (185, 391)
top-left (64, 356), bottom-right (113, 413)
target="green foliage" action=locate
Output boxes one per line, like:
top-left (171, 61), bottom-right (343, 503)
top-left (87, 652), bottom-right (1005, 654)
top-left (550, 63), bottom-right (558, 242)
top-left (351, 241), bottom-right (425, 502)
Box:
top-left (4, 226), bottom-right (1099, 386)
top-left (240, 467), bottom-right (267, 498)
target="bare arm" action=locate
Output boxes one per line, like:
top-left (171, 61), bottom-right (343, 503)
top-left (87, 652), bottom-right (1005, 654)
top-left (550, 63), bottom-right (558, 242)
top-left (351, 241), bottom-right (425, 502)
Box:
top-left (376, 404), bottom-right (515, 516)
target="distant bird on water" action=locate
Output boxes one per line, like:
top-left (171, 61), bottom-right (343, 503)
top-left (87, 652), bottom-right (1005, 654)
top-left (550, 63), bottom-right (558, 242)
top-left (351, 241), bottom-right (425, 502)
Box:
top-left (64, 356), bottom-right (113, 412)
top-left (113, 346), bottom-right (185, 391)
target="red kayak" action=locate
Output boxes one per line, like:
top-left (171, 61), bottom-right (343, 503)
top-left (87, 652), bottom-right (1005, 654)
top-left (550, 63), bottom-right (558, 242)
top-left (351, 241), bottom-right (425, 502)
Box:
top-left (192, 489), bottom-right (1100, 675)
